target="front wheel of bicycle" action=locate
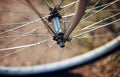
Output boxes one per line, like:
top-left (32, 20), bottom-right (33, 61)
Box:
top-left (0, 0), bottom-right (120, 75)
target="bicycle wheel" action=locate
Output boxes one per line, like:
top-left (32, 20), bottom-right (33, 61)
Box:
top-left (0, 0), bottom-right (120, 75)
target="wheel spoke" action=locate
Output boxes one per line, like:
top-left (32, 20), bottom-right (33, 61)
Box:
top-left (81, 0), bottom-right (120, 22)
top-left (81, 12), bottom-right (120, 31)
top-left (73, 18), bottom-right (120, 38)
top-left (0, 48), bottom-right (27, 60)
top-left (0, 15), bottom-right (49, 35)
top-left (0, 29), bottom-right (37, 48)
top-left (75, 33), bottom-right (119, 39)
top-left (0, 38), bottom-right (52, 51)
